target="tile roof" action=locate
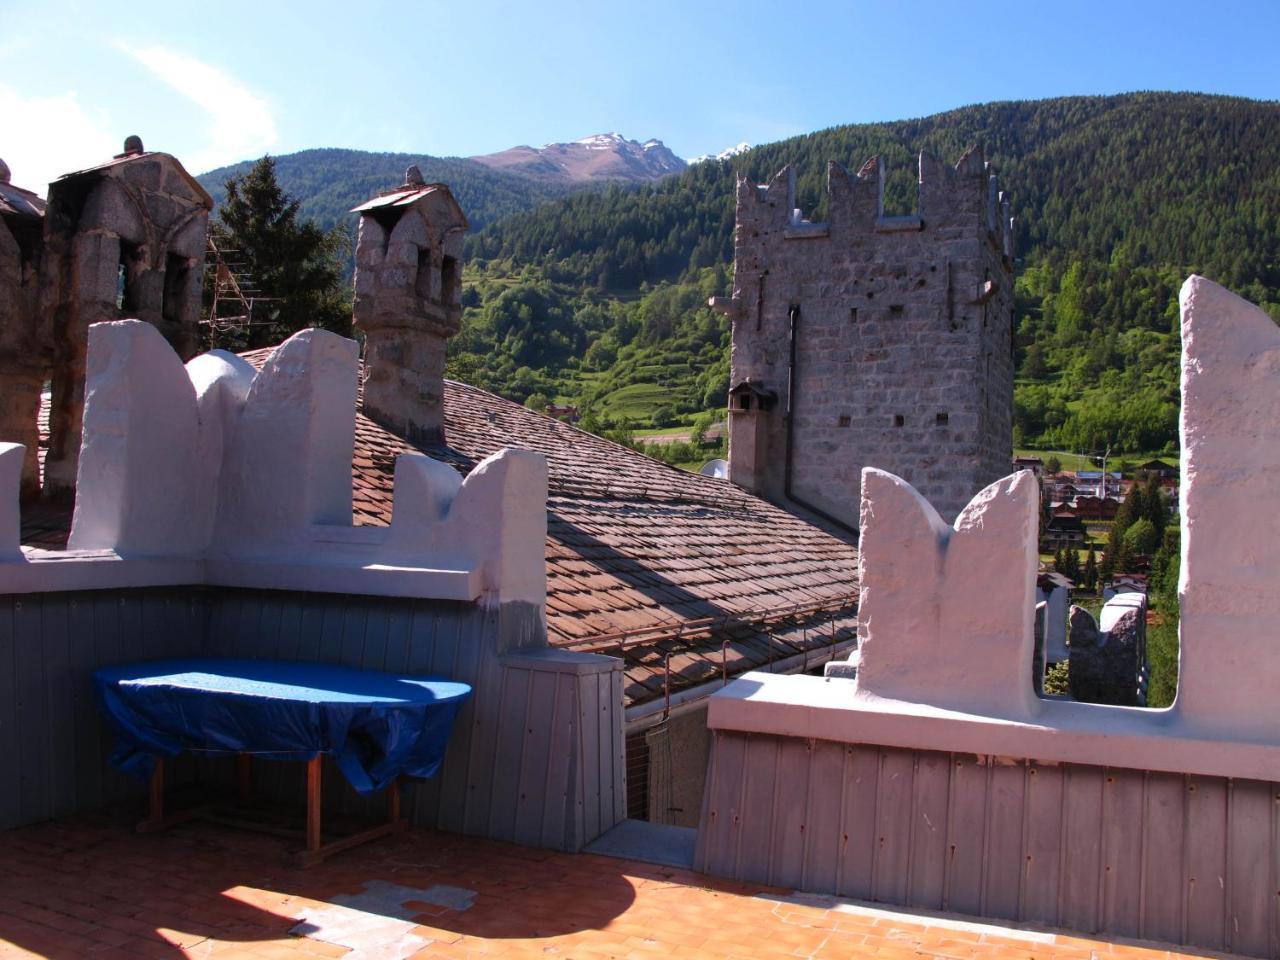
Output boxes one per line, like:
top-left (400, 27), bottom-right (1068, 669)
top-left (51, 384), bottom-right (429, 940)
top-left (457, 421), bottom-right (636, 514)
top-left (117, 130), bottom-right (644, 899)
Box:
top-left (22, 355), bottom-right (860, 707)
top-left (0, 180), bottom-right (46, 221)
top-left (343, 370), bottom-right (859, 707)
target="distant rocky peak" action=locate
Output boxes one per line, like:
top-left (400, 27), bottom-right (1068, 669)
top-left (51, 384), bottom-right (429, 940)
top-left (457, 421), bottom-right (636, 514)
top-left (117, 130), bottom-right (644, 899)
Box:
top-left (472, 133), bottom-right (686, 184)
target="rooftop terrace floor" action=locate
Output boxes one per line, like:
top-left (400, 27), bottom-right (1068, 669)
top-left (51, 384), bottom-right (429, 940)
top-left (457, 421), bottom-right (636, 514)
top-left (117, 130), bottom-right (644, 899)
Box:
top-left (0, 815), bottom-right (1238, 960)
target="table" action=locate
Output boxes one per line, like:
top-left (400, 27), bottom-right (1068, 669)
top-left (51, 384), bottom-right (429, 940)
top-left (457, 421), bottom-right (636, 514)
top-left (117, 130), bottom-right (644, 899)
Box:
top-left (93, 658), bottom-right (472, 863)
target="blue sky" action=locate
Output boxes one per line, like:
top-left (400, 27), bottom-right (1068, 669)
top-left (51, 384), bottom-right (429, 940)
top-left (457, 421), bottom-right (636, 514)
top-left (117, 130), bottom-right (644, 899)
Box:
top-left (2, 0), bottom-right (1278, 192)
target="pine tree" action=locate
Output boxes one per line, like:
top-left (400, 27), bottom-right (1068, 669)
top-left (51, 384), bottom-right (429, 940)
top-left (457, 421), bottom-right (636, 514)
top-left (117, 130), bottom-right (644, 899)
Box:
top-left (1083, 547), bottom-right (1098, 592)
top-left (208, 156), bottom-right (351, 350)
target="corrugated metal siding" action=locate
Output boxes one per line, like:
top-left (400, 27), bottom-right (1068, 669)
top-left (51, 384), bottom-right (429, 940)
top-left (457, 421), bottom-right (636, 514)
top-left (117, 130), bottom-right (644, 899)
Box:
top-left (696, 730), bottom-right (1280, 959)
top-left (0, 587), bottom-right (625, 852)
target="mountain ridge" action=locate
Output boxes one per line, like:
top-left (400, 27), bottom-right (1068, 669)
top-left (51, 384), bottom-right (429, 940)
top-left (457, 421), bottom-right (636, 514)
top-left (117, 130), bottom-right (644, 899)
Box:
top-left (471, 133), bottom-right (686, 183)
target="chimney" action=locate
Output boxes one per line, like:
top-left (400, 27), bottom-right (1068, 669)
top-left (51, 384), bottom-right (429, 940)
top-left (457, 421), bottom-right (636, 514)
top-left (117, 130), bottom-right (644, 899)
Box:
top-left (351, 169), bottom-right (468, 443)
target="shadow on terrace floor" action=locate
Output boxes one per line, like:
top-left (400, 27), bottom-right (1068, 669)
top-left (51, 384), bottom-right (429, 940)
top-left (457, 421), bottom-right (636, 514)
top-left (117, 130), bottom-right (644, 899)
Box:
top-left (0, 811), bottom-right (1240, 960)
top-left (0, 810), bottom-right (649, 958)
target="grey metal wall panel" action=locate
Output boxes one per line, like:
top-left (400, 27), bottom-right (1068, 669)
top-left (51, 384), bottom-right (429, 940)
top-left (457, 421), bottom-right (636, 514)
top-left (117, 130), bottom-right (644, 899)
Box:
top-left (737, 735), bottom-right (780, 882)
top-left (578, 666), bottom-right (602, 843)
top-left (1227, 778), bottom-right (1272, 957)
top-left (944, 753), bottom-right (987, 915)
top-left (1102, 768), bottom-right (1144, 937)
top-left (1139, 770), bottom-right (1185, 944)
top-left (488, 665), bottom-right (532, 842)
top-left (1059, 764), bottom-right (1103, 932)
top-left (695, 729), bottom-right (746, 878)
top-left (513, 668), bottom-right (557, 844)
top-left (907, 750), bottom-right (948, 909)
top-left (802, 739), bottom-right (845, 894)
top-left (0, 600), bottom-right (16, 826)
top-left (982, 760), bottom-right (1024, 921)
top-left (838, 744), bottom-right (879, 900)
top-left (769, 737), bottom-right (810, 889)
top-left (874, 747), bottom-right (914, 904)
top-left (539, 672), bottom-right (577, 849)
top-left (697, 729), bottom-right (1280, 959)
top-left (611, 669), bottom-right (626, 827)
top-left (14, 597), bottom-right (50, 825)
top-left (1022, 761), bottom-right (1064, 925)
top-left (1185, 775), bottom-right (1228, 950)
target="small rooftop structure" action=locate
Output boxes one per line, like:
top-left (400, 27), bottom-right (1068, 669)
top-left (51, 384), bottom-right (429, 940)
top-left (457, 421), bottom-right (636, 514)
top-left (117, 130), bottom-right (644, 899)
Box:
top-left (38, 136), bottom-right (213, 498)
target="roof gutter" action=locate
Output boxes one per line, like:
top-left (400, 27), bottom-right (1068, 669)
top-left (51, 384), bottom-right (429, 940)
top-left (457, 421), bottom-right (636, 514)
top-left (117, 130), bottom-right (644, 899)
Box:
top-left (624, 635), bottom-right (859, 732)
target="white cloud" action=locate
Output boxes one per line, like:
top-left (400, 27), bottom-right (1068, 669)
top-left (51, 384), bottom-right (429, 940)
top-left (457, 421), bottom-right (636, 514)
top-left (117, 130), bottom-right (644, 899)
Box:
top-left (0, 84), bottom-right (118, 195)
top-left (118, 43), bottom-right (277, 173)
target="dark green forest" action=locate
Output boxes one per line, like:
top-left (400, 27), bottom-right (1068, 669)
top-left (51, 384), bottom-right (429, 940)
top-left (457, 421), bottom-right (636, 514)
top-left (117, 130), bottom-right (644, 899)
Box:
top-left (451, 92), bottom-right (1279, 452)
top-left (198, 148), bottom-right (580, 235)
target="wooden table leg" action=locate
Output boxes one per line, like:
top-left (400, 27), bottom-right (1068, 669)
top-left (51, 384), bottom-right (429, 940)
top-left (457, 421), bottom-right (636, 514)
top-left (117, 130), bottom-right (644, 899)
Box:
top-left (305, 756), bottom-right (322, 854)
top-left (137, 758), bottom-right (165, 832)
top-left (387, 776), bottom-right (400, 826)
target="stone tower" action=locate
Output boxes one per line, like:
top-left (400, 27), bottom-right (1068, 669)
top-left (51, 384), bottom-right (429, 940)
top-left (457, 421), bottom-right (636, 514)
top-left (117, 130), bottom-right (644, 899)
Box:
top-left (39, 136), bottom-right (212, 498)
top-left (351, 167), bottom-right (468, 443)
top-left (711, 147), bottom-right (1014, 526)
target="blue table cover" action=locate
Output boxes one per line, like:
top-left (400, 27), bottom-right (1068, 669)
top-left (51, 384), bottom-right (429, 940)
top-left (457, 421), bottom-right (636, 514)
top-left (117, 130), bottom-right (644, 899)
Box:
top-left (93, 659), bottom-right (472, 794)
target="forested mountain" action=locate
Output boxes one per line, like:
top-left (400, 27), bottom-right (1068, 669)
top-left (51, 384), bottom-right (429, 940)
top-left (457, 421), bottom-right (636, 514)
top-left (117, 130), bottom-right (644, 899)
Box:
top-left (198, 148), bottom-right (581, 235)
top-left (456, 93), bottom-right (1280, 454)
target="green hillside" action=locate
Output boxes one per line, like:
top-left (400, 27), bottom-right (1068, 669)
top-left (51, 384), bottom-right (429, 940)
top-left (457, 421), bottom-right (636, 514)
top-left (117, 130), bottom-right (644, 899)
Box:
top-left (453, 93), bottom-right (1280, 449)
top-left (198, 148), bottom-right (582, 235)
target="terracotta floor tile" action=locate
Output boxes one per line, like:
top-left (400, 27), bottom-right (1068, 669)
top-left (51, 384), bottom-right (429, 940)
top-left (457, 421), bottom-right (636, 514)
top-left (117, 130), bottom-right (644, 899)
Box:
top-left (0, 817), bottom-right (1236, 960)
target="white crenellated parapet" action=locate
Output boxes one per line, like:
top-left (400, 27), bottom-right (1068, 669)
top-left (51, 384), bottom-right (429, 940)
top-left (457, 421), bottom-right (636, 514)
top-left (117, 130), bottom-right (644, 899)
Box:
top-left (69, 320), bottom-right (206, 555)
top-left (847, 468), bottom-right (1040, 719)
top-left (213, 328), bottom-right (358, 554)
top-left (8, 321), bottom-right (548, 604)
top-left (710, 275), bottom-right (1280, 785)
top-left (0, 443), bottom-right (23, 560)
top-left (1176, 275), bottom-right (1280, 740)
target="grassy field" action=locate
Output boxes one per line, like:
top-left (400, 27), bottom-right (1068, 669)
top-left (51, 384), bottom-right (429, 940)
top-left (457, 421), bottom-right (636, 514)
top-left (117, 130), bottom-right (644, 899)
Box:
top-left (1016, 448), bottom-right (1178, 473)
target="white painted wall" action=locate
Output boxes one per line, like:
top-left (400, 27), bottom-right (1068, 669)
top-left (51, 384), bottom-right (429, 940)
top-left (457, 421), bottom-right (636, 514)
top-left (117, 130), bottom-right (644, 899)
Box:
top-left (2, 322), bottom-right (548, 604)
top-left (1176, 275), bottom-right (1280, 740)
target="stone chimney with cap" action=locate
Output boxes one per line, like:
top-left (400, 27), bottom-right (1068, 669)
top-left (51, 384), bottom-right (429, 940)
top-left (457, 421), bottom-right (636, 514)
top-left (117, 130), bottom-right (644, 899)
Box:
top-left (38, 135), bottom-right (213, 498)
top-left (351, 166), bottom-right (468, 443)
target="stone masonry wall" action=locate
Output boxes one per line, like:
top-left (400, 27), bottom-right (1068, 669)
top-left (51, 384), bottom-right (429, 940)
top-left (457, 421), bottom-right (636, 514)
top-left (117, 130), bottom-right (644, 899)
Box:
top-left (720, 149), bottom-right (1014, 525)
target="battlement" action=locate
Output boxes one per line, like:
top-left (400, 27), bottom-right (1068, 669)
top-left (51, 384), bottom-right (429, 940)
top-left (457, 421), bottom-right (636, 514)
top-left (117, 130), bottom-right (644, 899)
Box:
top-left (736, 146), bottom-right (1014, 257)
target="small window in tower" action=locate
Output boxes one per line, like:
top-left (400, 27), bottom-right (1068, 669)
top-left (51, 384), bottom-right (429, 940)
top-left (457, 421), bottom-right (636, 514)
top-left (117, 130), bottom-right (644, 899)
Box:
top-left (889, 304), bottom-right (904, 316)
top-left (161, 253), bottom-right (189, 327)
top-left (414, 248), bottom-right (433, 300)
top-left (936, 412), bottom-right (949, 426)
top-left (893, 414), bottom-right (905, 427)
top-left (738, 395), bottom-right (753, 411)
top-left (849, 307), bottom-right (858, 324)
top-left (837, 414), bottom-right (851, 428)
top-left (116, 240), bottom-right (141, 315)
top-left (441, 255), bottom-right (459, 306)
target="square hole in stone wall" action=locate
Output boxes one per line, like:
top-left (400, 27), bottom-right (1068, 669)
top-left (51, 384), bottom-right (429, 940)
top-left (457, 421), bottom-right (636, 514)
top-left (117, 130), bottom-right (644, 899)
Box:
top-left (893, 414), bottom-right (905, 427)
top-left (837, 414), bottom-right (851, 428)
top-left (936, 412), bottom-right (949, 426)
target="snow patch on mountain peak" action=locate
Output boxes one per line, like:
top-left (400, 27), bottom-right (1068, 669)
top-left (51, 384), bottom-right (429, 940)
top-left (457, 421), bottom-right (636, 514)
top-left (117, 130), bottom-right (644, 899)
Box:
top-left (689, 142), bottom-right (752, 165)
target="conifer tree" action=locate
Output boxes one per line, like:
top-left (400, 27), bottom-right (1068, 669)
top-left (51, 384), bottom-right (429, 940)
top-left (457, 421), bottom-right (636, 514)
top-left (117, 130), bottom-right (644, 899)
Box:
top-left (208, 155), bottom-right (351, 350)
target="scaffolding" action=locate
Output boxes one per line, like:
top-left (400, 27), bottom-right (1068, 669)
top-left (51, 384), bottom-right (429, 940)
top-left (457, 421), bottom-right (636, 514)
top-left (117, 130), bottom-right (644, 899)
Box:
top-left (202, 236), bottom-right (279, 338)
